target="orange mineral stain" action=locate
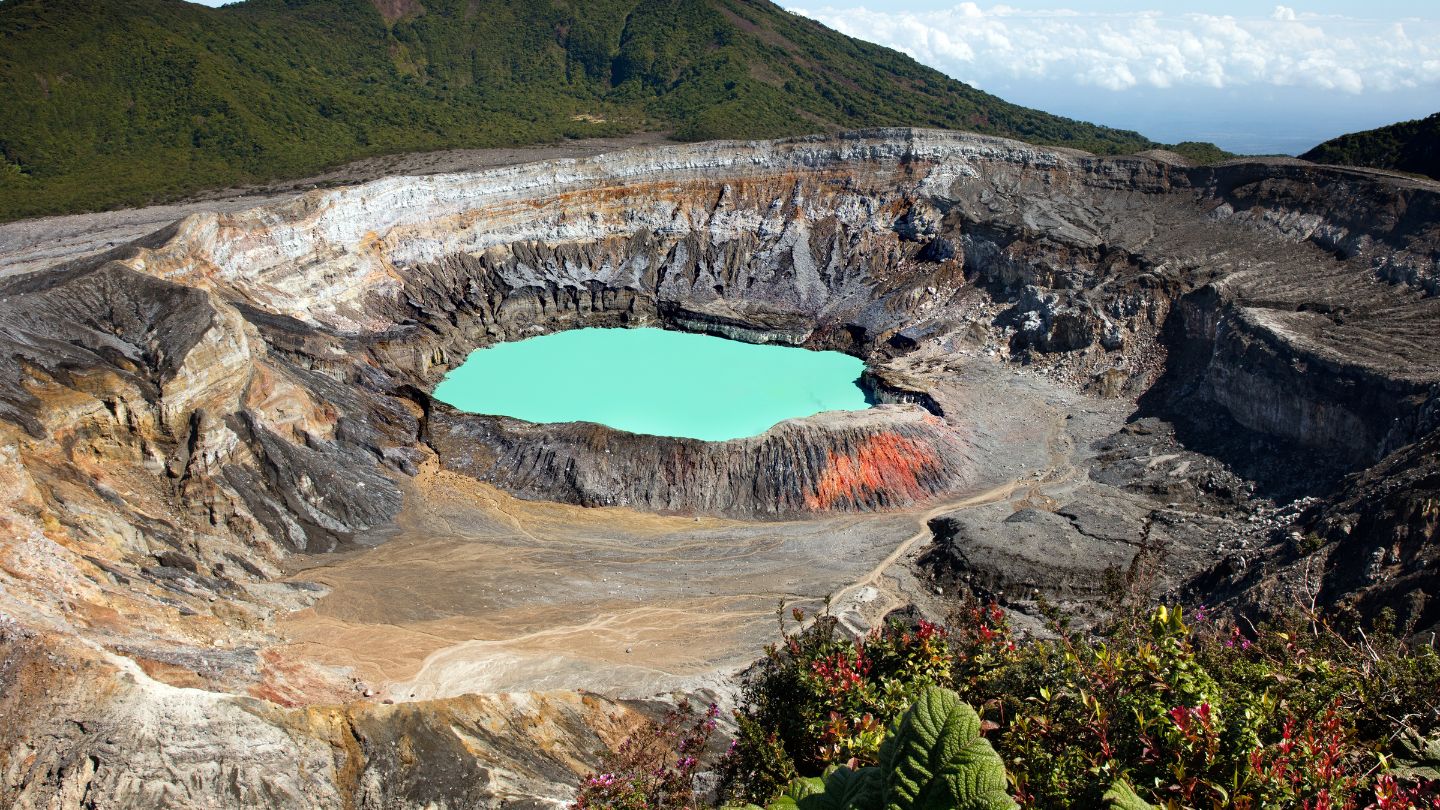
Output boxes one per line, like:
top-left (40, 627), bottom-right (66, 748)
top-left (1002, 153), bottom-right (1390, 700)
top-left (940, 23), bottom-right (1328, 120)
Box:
top-left (804, 433), bottom-right (938, 510)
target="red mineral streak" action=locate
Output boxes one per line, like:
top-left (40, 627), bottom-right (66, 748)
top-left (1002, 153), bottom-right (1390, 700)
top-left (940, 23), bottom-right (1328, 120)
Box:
top-left (804, 433), bottom-right (938, 511)
top-left (249, 648), bottom-right (353, 708)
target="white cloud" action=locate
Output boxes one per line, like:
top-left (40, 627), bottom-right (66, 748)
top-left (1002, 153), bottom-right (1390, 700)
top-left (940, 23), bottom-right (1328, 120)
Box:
top-left (785, 3), bottom-right (1440, 95)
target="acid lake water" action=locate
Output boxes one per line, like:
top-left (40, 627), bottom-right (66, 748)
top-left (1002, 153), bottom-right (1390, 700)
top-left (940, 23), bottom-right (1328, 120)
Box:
top-left (432, 327), bottom-right (872, 441)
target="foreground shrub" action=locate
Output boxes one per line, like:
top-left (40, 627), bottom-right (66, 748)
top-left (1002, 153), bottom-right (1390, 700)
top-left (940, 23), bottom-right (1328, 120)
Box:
top-left (718, 607), bottom-right (955, 805)
top-left (721, 601), bottom-right (1440, 809)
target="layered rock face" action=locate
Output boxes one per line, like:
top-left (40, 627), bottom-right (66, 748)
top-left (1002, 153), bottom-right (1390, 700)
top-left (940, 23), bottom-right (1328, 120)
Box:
top-left (430, 405), bottom-right (973, 517)
top-left (2, 129), bottom-right (1439, 807)
top-left (0, 626), bottom-right (643, 809)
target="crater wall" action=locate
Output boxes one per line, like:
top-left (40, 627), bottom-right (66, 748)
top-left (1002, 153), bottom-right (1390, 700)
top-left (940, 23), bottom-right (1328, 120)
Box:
top-left (4, 129), bottom-right (1440, 808)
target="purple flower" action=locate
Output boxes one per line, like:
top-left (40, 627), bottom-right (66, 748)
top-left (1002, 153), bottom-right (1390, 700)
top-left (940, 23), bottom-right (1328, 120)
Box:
top-left (584, 773), bottom-right (618, 788)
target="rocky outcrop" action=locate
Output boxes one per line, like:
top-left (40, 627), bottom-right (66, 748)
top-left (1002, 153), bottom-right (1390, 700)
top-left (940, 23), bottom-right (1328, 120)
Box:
top-left (429, 404), bottom-right (974, 517)
top-left (1196, 423), bottom-right (1440, 641)
top-left (919, 471), bottom-right (1236, 621)
top-left (1160, 274), bottom-right (1440, 469)
top-left (1302, 425), bottom-right (1440, 637)
top-left (925, 506), bottom-right (1142, 602)
top-left (0, 627), bottom-right (646, 810)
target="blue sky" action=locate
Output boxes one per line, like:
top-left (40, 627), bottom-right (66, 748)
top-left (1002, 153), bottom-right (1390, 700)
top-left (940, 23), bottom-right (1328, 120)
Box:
top-left (864, 0), bottom-right (1436, 14)
top-left (782, 2), bottom-right (1440, 153)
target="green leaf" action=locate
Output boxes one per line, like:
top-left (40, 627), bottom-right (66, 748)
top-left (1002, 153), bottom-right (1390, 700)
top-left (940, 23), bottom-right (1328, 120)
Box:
top-left (1102, 780), bottom-right (1157, 810)
top-left (787, 776), bottom-right (828, 800)
top-left (797, 766), bottom-right (884, 810)
top-left (879, 686), bottom-right (1018, 810)
top-left (770, 776), bottom-right (827, 808)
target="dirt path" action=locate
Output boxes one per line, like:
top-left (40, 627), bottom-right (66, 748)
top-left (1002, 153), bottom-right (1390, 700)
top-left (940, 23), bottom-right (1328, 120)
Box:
top-left (828, 480), bottom-right (1027, 615)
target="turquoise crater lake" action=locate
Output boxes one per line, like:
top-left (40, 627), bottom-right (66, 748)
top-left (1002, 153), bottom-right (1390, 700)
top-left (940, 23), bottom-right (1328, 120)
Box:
top-left (432, 328), bottom-right (872, 441)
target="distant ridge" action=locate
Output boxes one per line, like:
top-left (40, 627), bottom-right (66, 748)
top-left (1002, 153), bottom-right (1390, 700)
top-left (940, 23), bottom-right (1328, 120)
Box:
top-left (0, 0), bottom-right (1224, 221)
top-left (1302, 113), bottom-right (1440, 182)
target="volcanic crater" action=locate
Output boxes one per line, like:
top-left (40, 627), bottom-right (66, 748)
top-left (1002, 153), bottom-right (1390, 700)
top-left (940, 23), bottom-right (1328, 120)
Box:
top-left (2, 129), bottom-right (1438, 808)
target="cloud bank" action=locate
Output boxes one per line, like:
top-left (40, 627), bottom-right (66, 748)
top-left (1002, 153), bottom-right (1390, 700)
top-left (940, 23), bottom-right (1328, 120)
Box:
top-left (784, 3), bottom-right (1440, 95)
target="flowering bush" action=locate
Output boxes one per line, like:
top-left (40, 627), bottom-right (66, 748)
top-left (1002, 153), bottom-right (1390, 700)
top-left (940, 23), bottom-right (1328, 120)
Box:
top-left (573, 701), bottom-right (719, 810)
top-left (717, 599), bottom-right (1440, 809)
top-left (577, 600), bottom-right (1440, 809)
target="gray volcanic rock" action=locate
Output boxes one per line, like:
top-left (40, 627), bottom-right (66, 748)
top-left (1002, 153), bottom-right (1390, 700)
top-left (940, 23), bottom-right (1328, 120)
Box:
top-left (1163, 281), bottom-right (1439, 467)
top-left (1005, 285), bottom-right (1098, 354)
top-left (926, 506), bottom-right (1140, 600)
top-left (1197, 423), bottom-right (1440, 640)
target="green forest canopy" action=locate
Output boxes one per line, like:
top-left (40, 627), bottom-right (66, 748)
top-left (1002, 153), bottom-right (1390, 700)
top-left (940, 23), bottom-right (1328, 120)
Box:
top-left (1303, 112), bottom-right (1440, 182)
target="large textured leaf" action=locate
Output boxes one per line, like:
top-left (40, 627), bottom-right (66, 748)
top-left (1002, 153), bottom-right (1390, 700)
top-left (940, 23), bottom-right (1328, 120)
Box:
top-left (788, 777), bottom-right (828, 801)
top-left (1392, 730), bottom-right (1440, 781)
top-left (796, 766), bottom-right (885, 810)
top-left (1103, 780), bottom-right (1157, 810)
top-left (879, 687), bottom-right (1018, 810)
top-left (765, 776), bottom-right (827, 810)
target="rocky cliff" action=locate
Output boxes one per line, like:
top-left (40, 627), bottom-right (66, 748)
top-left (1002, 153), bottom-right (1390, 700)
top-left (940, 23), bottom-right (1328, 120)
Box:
top-left (2, 129), bottom-right (1438, 807)
top-left (429, 404), bottom-right (974, 516)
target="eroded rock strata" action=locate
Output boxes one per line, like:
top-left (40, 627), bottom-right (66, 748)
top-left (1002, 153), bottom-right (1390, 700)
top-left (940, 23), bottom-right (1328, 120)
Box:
top-left (2, 129), bottom-right (1438, 807)
top-left (429, 405), bottom-right (973, 516)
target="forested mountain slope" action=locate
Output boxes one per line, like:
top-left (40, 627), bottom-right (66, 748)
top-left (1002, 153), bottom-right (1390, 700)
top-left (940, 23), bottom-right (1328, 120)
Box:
top-left (1303, 113), bottom-right (1440, 181)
